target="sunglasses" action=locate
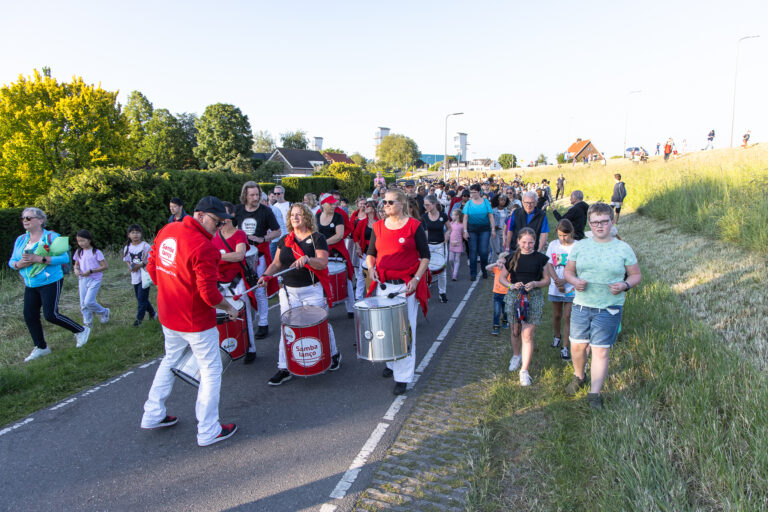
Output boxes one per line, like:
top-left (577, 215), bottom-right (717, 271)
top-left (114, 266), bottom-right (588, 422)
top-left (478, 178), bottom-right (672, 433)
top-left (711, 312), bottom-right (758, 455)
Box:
top-left (382, 200), bottom-right (398, 206)
top-left (205, 213), bottom-right (225, 228)
top-left (21, 216), bottom-right (38, 221)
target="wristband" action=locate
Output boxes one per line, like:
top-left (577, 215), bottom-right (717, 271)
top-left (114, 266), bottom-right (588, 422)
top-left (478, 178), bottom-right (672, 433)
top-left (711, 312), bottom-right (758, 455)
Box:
top-left (414, 275), bottom-right (420, 282)
top-left (624, 281), bottom-right (630, 291)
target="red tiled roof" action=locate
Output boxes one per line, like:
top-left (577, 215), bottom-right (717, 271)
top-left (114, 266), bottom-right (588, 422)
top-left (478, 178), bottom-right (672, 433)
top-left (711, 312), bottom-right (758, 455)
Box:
top-left (323, 152), bottom-right (355, 164)
top-left (567, 139), bottom-right (591, 154)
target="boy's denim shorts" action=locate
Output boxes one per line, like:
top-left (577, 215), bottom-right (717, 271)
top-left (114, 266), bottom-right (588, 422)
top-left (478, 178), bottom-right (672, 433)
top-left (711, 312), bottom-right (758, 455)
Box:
top-left (569, 304), bottom-right (623, 348)
top-left (548, 294), bottom-right (574, 303)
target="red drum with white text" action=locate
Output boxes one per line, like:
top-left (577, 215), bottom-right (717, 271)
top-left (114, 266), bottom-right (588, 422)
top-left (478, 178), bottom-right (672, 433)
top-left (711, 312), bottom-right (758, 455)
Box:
top-left (281, 305), bottom-right (331, 377)
top-left (327, 260), bottom-right (348, 305)
top-left (216, 292), bottom-right (247, 360)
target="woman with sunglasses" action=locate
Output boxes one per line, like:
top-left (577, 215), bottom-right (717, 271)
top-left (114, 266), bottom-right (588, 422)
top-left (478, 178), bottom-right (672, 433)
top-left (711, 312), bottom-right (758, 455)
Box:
top-left (9, 208), bottom-right (90, 362)
top-left (316, 193), bottom-right (355, 317)
top-left (352, 199), bottom-right (378, 301)
top-left (462, 183), bottom-right (495, 281)
top-left (366, 189), bottom-right (430, 395)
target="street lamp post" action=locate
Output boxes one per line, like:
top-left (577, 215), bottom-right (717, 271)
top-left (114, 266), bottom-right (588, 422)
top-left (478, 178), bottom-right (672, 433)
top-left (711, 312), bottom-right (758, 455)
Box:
top-left (444, 112), bottom-right (463, 181)
top-left (623, 90), bottom-right (642, 158)
top-left (730, 35), bottom-right (760, 147)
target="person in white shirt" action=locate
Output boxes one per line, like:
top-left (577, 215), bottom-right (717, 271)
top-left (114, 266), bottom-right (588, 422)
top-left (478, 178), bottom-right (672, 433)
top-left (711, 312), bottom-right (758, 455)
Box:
top-left (270, 186), bottom-right (291, 258)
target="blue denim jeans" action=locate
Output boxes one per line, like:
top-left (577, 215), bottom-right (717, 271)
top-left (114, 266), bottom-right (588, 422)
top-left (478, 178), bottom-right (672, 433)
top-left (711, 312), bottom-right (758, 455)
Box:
top-left (467, 226), bottom-right (491, 279)
top-left (133, 283), bottom-right (156, 321)
top-left (493, 292), bottom-right (508, 327)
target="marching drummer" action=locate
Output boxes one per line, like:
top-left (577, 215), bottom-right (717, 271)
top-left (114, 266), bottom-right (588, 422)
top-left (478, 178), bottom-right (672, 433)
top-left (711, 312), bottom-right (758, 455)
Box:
top-left (259, 203), bottom-right (342, 386)
top-left (352, 199), bottom-right (378, 301)
top-left (316, 193), bottom-right (356, 318)
top-left (366, 189), bottom-right (431, 395)
top-left (211, 201), bottom-right (257, 362)
top-left (234, 181), bottom-right (281, 340)
top-left (421, 194), bottom-right (451, 304)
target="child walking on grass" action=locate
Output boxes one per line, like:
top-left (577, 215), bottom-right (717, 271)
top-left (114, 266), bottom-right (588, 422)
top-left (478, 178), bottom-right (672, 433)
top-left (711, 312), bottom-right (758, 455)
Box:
top-left (546, 219), bottom-right (577, 361)
top-left (73, 230), bottom-right (109, 327)
top-left (122, 224), bottom-right (156, 327)
top-left (486, 251), bottom-right (509, 336)
top-left (448, 209), bottom-right (464, 281)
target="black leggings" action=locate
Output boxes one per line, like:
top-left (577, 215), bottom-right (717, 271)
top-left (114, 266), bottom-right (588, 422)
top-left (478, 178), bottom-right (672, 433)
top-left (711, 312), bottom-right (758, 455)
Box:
top-left (24, 279), bottom-right (84, 349)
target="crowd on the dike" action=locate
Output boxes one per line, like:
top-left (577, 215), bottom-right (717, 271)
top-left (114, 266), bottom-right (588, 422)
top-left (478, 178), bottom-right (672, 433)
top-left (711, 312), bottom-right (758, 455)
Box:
top-left (9, 170), bottom-right (638, 445)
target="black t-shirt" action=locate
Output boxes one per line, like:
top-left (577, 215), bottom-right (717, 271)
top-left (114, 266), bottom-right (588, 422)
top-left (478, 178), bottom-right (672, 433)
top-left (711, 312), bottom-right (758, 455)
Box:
top-left (316, 211), bottom-right (344, 241)
top-left (421, 212), bottom-right (449, 244)
top-left (504, 251), bottom-right (549, 284)
top-left (233, 204), bottom-right (279, 238)
top-left (277, 232), bottom-right (329, 288)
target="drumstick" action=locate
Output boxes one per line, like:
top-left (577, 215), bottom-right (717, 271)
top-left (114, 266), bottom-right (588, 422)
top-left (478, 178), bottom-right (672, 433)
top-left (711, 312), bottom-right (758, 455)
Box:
top-left (233, 268), bottom-right (295, 300)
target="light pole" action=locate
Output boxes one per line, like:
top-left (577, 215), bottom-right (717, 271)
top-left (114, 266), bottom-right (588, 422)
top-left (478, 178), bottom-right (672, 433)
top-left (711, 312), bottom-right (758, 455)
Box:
top-left (730, 35), bottom-right (760, 147)
top-left (623, 90), bottom-right (642, 158)
top-left (444, 112), bottom-right (463, 181)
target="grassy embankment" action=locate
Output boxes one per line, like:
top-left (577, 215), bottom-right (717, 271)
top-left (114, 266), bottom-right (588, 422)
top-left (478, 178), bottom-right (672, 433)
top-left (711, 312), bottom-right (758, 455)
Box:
top-left (466, 146), bottom-right (768, 510)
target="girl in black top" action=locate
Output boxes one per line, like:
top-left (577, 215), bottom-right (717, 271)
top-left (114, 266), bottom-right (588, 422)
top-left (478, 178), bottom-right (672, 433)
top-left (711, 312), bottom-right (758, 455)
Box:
top-left (499, 227), bottom-right (553, 387)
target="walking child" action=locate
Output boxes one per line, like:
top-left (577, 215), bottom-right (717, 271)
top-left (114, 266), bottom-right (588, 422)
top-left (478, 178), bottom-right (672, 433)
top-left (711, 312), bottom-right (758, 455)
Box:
top-left (545, 219), bottom-right (577, 360)
top-left (122, 224), bottom-right (156, 326)
top-left (486, 251), bottom-right (510, 335)
top-left (448, 209), bottom-right (464, 281)
top-left (73, 230), bottom-right (109, 327)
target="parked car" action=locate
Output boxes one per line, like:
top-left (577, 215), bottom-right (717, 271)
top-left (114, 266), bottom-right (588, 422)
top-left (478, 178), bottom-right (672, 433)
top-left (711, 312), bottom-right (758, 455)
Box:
top-left (624, 147), bottom-right (648, 158)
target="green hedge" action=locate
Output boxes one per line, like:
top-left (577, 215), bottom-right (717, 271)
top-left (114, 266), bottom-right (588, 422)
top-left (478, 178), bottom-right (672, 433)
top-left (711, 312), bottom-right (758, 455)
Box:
top-left (0, 207), bottom-right (25, 268)
top-left (280, 177), bottom-right (337, 202)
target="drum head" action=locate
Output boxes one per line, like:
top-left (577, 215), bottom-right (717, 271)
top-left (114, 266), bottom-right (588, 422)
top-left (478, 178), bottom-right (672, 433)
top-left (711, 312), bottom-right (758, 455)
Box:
top-left (224, 296), bottom-right (244, 312)
top-left (245, 246), bottom-right (258, 257)
top-left (328, 261), bottom-right (346, 274)
top-left (281, 305), bottom-right (328, 327)
top-left (354, 296), bottom-right (407, 310)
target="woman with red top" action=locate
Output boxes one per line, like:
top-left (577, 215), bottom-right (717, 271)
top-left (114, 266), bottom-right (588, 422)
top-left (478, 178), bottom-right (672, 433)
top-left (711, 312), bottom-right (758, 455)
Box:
top-left (366, 189), bottom-right (431, 395)
top-left (258, 203), bottom-right (341, 386)
top-left (211, 201), bottom-right (257, 362)
top-left (316, 193), bottom-right (356, 317)
top-left (353, 199), bottom-right (378, 300)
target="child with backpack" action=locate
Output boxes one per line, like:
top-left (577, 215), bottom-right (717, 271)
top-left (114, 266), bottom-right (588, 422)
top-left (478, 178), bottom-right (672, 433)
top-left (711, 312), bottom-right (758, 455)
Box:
top-left (122, 224), bottom-right (156, 327)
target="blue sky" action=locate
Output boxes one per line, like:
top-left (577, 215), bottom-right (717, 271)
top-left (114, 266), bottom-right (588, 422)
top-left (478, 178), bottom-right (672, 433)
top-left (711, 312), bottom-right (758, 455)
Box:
top-left (2, 0), bottom-right (766, 163)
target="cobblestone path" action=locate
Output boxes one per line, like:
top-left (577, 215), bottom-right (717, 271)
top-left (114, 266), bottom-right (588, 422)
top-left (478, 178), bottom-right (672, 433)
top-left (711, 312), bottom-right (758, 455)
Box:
top-left (354, 279), bottom-right (506, 511)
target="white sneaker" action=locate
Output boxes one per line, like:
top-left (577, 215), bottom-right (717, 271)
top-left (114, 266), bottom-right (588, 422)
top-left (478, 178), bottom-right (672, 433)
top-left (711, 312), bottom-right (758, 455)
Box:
top-left (24, 347), bottom-right (51, 362)
top-left (100, 308), bottom-right (110, 324)
top-left (75, 326), bottom-right (91, 348)
top-left (508, 355), bottom-right (521, 371)
top-left (519, 370), bottom-right (532, 386)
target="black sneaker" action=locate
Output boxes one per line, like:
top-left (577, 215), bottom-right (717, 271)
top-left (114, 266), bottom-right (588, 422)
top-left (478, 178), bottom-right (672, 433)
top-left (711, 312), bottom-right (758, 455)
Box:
top-left (491, 325), bottom-right (500, 336)
top-left (133, 319), bottom-right (142, 327)
top-left (439, 293), bottom-right (447, 303)
top-left (199, 423), bottom-right (237, 446)
top-left (382, 367), bottom-right (393, 378)
top-left (482, 271), bottom-right (488, 279)
top-left (565, 375), bottom-right (586, 396)
top-left (255, 325), bottom-right (268, 339)
top-left (330, 353), bottom-right (342, 371)
top-left (142, 415), bottom-right (178, 429)
top-left (393, 382), bottom-right (407, 395)
top-left (347, 312), bottom-right (354, 319)
top-left (268, 369), bottom-right (292, 386)
top-left (551, 337), bottom-right (561, 348)
top-left (244, 351), bottom-right (256, 364)
top-left (148, 312), bottom-right (156, 321)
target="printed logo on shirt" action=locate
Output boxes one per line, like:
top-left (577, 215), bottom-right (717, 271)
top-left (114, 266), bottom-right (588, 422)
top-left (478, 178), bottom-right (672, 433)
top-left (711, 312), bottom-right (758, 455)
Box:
top-left (159, 238), bottom-right (178, 267)
top-left (330, 223), bottom-right (335, 228)
top-left (398, 237), bottom-right (405, 244)
top-left (242, 218), bottom-right (257, 236)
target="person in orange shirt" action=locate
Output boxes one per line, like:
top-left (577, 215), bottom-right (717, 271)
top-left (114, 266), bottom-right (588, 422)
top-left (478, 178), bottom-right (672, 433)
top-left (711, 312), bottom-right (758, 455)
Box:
top-left (485, 251), bottom-right (510, 335)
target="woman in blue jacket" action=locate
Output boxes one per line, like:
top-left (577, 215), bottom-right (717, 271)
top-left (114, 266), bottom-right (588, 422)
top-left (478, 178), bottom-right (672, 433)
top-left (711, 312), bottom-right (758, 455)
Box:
top-left (9, 208), bottom-right (89, 362)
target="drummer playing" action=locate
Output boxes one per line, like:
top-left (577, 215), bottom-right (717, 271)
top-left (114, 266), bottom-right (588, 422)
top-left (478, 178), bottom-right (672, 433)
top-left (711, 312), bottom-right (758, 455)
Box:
top-left (366, 189), bottom-right (431, 395)
top-left (316, 193), bottom-right (356, 318)
top-left (421, 194), bottom-right (452, 304)
top-left (352, 199), bottom-right (378, 301)
top-left (258, 203), bottom-right (342, 386)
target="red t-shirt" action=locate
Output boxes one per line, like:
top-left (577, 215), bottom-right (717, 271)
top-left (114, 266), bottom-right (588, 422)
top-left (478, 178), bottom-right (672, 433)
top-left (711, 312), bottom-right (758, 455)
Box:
top-left (211, 229), bottom-right (249, 283)
top-left (371, 217), bottom-right (422, 274)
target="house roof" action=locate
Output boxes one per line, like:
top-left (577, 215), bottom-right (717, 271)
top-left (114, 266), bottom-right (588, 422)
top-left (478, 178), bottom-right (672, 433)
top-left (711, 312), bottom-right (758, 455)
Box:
top-left (269, 148), bottom-right (328, 169)
top-left (567, 139), bottom-right (591, 155)
top-left (323, 152), bottom-right (355, 164)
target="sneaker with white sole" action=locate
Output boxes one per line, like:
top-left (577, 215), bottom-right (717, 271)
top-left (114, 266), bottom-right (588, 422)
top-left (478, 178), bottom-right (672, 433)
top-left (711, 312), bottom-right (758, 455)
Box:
top-left (24, 347), bottom-right (51, 362)
top-left (560, 347), bottom-right (571, 360)
top-left (199, 423), bottom-right (237, 446)
top-left (519, 370), bottom-right (532, 386)
top-left (508, 355), bottom-right (521, 371)
top-left (551, 337), bottom-right (561, 348)
top-left (100, 308), bottom-right (110, 324)
top-left (268, 369), bottom-right (292, 386)
top-left (75, 326), bottom-right (91, 348)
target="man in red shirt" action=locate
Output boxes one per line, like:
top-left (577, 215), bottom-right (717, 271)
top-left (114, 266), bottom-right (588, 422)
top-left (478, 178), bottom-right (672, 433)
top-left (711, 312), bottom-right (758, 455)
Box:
top-left (141, 196), bottom-right (239, 447)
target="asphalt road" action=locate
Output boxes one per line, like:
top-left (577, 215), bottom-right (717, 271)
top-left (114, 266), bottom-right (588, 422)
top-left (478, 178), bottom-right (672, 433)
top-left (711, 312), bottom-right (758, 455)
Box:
top-left (0, 263), bottom-right (480, 512)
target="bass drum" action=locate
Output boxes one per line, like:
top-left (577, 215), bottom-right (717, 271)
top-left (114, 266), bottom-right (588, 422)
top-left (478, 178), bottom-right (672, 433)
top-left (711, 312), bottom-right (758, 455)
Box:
top-left (428, 243), bottom-right (446, 275)
top-left (354, 296), bottom-right (411, 362)
top-left (327, 260), bottom-right (348, 305)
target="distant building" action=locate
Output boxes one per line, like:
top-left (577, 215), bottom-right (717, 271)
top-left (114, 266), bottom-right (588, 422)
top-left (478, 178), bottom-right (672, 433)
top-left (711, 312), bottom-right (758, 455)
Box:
top-left (467, 159), bottom-right (502, 171)
top-left (267, 148), bottom-right (328, 177)
top-left (454, 132), bottom-right (468, 162)
top-left (312, 137), bottom-right (324, 151)
top-left (566, 139), bottom-right (602, 161)
top-left (420, 153), bottom-right (459, 167)
top-left (374, 127), bottom-right (390, 157)
top-left (323, 152), bottom-right (355, 165)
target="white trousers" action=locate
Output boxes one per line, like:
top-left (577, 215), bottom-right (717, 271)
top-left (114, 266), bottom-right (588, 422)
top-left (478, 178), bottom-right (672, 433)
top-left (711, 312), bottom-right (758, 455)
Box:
top-left (142, 326), bottom-right (222, 446)
top-left (376, 283), bottom-right (417, 383)
top-left (355, 259), bottom-right (367, 301)
top-left (428, 243), bottom-right (447, 295)
top-left (252, 256), bottom-right (268, 326)
top-left (277, 283), bottom-right (338, 369)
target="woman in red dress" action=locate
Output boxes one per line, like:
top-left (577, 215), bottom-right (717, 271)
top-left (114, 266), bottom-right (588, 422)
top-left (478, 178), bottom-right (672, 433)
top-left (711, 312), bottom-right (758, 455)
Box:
top-left (366, 189), bottom-right (430, 395)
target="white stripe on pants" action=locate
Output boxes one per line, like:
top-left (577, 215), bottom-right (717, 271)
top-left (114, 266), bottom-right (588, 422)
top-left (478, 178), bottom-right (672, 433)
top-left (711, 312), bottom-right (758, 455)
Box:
top-left (376, 283), bottom-right (417, 384)
top-left (141, 326), bottom-right (223, 446)
top-left (78, 277), bottom-right (107, 324)
top-left (277, 283), bottom-right (338, 369)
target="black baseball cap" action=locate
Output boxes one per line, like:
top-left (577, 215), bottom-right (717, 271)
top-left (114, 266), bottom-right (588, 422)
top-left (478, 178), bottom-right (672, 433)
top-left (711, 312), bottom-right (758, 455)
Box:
top-left (195, 196), bottom-right (233, 219)
top-left (405, 180), bottom-right (415, 187)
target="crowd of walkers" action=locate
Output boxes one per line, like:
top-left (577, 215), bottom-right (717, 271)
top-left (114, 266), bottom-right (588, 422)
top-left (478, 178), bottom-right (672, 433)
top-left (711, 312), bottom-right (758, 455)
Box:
top-left (9, 171), bottom-right (639, 445)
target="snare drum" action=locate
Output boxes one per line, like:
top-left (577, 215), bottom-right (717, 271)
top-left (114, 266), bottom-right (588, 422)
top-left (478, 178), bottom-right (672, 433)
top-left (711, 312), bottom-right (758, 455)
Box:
top-left (171, 345), bottom-right (232, 388)
top-left (216, 296), bottom-right (245, 324)
top-left (216, 296), bottom-right (247, 359)
top-left (281, 305), bottom-right (332, 377)
top-left (428, 243), bottom-right (446, 275)
top-left (354, 297), bottom-right (411, 362)
top-left (327, 260), bottom-right (348, 305)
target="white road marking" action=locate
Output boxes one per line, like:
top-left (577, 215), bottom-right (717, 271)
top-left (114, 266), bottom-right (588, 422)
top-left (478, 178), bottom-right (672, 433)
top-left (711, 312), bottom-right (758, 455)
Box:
top-left (329, 422), bottom-right (390, 499)
top-left (318, 505), bottom-right (337, 512)
top-left (436, 318), bottom-right (455, 341)
top-left (139, 360), bottom-right (157, 369)
top-left (451, 300), bottom-right (467, 318)
top-left (0, 417), bottom-right (34, 437)
top-left (49, 397), bottom-right (77, 411)
top-left (415, 341), bottom-right (442, 374)
top-left (383, 396), bottom-right (407, 421)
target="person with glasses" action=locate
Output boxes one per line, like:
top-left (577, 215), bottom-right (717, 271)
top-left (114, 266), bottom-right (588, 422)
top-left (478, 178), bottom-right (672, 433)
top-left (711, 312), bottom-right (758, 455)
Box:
top-left (9, 208), bottom-right (90, 362)
top-left (352, 200), bottom-right (378, 301)
top-left (270, 186), bottom-right (291, 259)
top-left (462, 184), bottom-right (495, 281)
top-left (563, 203), bottom-right (641, 410)
top-left (505, 191), bottom-right (549, 253)
top-left (141, 196), bottom-right (240, 446)
top-left (366, 189), bottom-right (431, 395)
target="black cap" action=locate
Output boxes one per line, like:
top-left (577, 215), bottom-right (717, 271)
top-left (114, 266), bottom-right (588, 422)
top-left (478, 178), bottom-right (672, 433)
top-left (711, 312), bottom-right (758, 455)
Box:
top-left (195, 196), bottom-right (233, 219)
top-left (405, 180), bottom-right (415, 187)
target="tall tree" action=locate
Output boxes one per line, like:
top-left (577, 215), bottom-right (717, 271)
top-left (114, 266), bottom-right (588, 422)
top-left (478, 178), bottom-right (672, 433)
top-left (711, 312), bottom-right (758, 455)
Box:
top-left (137, 109), bottom-right (197, 169)
top-left (498, 153), bottom-right (517, 169)
top-left (349, 152), bottom-right (367, 167)
top-left (280, 130), bottom-right (309, 149)
top-left (0, 69), bottom-right (128, 206)
top-left (537, 153), bottom-right (548, 165)
top-left (376, 134), bottom-right (420, 170)
top-left (193, 103), bottom-right (253, 169)
top-left (176, 112), bottom-right (199, 168)
top-left (124, 91), bottom-right (154, 150)
top-left (253, 130), bottom-right (276, 153)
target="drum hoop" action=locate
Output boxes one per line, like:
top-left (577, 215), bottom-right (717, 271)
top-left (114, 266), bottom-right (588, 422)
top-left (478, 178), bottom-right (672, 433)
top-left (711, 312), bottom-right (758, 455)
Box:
top-left (283, 318), bottom-right (328, 330)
